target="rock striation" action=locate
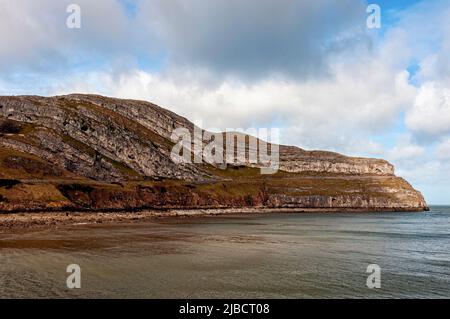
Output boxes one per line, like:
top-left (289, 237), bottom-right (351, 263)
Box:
top-left (0, 94), bottom-right (428, 212)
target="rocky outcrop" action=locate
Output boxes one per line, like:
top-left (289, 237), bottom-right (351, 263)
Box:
top-left (278, 146), bottom-right (394, 175)
top-left (0, 95), bottom-right (207, 181)
top-left (0, 94), bottom-right (428, 212)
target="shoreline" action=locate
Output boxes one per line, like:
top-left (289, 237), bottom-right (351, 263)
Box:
top-left (0, 207), bottom-right (426, 233)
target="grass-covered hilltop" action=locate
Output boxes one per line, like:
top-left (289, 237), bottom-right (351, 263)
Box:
top-left (0, 94), bottom-right (427, 213)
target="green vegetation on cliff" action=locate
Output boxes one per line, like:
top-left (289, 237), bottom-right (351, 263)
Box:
top-left (0, 94), bottom-right (428, 212)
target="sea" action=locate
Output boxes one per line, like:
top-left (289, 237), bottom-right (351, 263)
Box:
top-left (0, 206), bottom-right (449, 298)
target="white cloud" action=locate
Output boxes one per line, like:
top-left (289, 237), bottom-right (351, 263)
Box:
top-left (0, 0), bottom-right (131, 72)
top-left (398, 1), bottom-right (450, 142)
top-left (139, 0), bottom-right (368, 80)
top-left (0, 0), bottom-right (370, 80)
top-left (436, 138), bottom-right (450, 160)
top-left (406, 82), bottom-right (450, 137)
top-left (386, 140), bottom-right (425, 161)
top-left (50, 48), bottom-right (416, 152)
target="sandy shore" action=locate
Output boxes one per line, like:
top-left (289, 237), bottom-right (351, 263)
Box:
top-left (0, 208), bottom-right (304, 232)
top-left (0, 207), bottom-right (422, 233)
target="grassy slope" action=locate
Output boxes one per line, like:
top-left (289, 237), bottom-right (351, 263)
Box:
top-left (0, 157), bottom-right (411, 212)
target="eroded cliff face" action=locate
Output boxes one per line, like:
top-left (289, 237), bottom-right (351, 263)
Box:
top-left (0, 94), bottom-right (428, 212)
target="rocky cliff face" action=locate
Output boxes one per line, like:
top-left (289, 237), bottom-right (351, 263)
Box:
top-left (0, 94), bottom-right (428, 212)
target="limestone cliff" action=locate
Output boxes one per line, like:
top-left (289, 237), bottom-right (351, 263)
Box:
top-left (0, 94), bottom-right (428, 212)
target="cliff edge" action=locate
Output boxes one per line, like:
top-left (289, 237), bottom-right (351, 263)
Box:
top-left (0, 94), bottom-right (428, 212)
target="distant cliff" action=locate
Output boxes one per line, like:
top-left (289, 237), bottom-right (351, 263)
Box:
top-left (0, 94), bottom-right (428, 212)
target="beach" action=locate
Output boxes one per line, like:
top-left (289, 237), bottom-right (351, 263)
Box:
top-left (0, 207), bottom-right (426, 233)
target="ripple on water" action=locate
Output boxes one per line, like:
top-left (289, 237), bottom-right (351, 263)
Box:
top-left (0, 207), bottom-right (449, 298)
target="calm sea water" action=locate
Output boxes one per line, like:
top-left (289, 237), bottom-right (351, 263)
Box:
top-left (0, 207), bottom-right (449, 298)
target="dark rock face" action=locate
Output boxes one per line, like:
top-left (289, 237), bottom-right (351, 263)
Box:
top-left (0, 94), bottom-right (428, 212)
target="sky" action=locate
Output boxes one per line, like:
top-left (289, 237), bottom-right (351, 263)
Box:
top-left (0, 0), bottom-right (449, 204)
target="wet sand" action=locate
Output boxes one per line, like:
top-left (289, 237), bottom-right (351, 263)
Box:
top-left (0, 207), bottom-right (406, 233)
